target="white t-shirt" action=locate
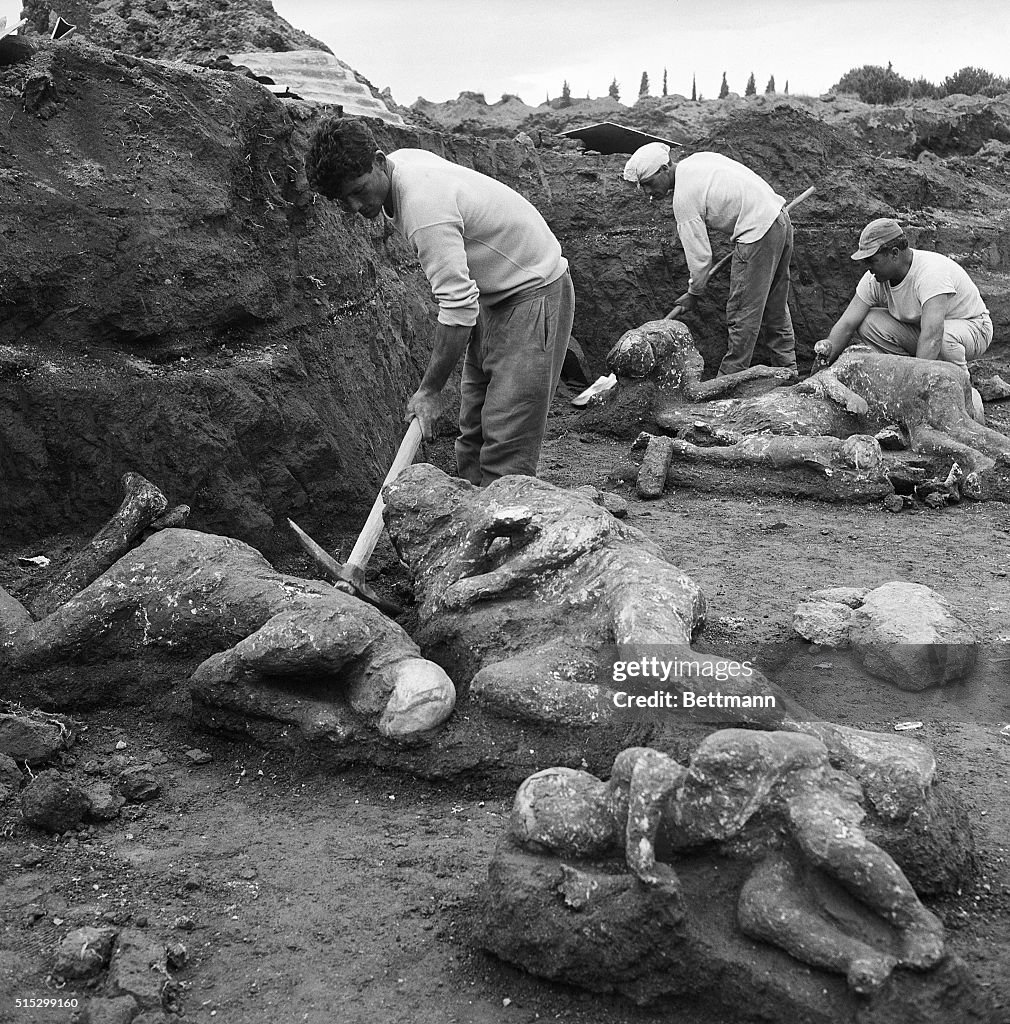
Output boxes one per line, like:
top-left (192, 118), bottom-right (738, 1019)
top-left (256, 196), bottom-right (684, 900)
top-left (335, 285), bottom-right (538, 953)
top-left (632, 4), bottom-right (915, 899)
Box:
top-left (387, 149), bottom-right (567, 327)
top-left (855, 249), bottom-right (989, 322)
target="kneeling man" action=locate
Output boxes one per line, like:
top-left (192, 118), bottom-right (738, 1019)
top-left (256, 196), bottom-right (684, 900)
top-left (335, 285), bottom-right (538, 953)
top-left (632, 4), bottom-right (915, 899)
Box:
top-left (814, 218), bottom-right (992, 368)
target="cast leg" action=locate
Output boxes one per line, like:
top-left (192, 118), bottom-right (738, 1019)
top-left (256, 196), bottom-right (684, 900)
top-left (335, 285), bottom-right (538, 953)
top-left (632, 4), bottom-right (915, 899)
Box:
top-left (738, 853), bottom-right (898, 994)
top-left (787, 791), bottom-right (944, 969)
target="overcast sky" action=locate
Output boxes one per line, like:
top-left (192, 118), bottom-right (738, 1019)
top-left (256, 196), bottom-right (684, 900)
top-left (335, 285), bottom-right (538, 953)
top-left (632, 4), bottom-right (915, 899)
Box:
top-left (270, 0), bottom-right (1010, 106)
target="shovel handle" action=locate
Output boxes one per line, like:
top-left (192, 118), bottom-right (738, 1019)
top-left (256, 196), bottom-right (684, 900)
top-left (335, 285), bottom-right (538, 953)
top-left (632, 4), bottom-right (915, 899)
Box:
top-left (785, 184), bottom-right (817, 213)
top-left (346, 419), bottom-right (424, 571)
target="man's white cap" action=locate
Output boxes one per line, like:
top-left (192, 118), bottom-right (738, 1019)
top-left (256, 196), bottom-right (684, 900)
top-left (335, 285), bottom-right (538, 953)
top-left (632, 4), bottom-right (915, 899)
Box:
top-left (623, 142), bottom-right (672, 184)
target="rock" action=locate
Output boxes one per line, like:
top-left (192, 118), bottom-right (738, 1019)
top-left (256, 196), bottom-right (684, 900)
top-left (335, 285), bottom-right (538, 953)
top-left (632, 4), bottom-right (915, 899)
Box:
top-left (601, 492), bottom-right (628, 517)
top-left (636, 434), bottom-right (674, 498)
top-left (184, 748), bottom-right (212, 765)
top-left (106, 929), bottom-right (171, 1009)
top-left (0, 710), bottom-right (71, 764)
top-left (793, 600), bottom-right (854, 648)
top-left (118, 765), bottom-right (161, 803)
top-left (481, 836), bottom-right (691, 1005)
top-left (0, 752), bottom-right (24, 802)
top-left (808, 587), bottom-right (871, 608)
top-left (975, 373), bottom-right (1010, 402)
top-left (165, 942), bottom-right (188, 969)
top-left (84, 781), bottom-right (126, 821)
top-left (797, 582), bottom-right (978, 691)
top-left (82, 995), bottom-right (140, 1024)
top-left (850, 582), bottom-right (977, 691)
top-left (53, 926), bottom-right (117, 979)
top-left (19, 769), bottom-right (90, 832)
top-left (864, 782), bottom-right (977, 895)
top-left (875, 424), bottom-right (909, 450)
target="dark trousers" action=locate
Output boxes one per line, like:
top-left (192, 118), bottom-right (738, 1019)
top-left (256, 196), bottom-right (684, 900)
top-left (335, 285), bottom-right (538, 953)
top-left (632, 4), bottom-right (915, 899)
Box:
top-left (720, 209), bottom-right (796, 375)
top-left (456, 270), bottom-right (575, 486)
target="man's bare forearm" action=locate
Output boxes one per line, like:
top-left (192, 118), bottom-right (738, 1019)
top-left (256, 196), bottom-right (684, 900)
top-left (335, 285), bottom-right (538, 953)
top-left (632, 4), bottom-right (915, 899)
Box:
top-left (418, 322), bottom-right (472, 394)
top-left (915, 331), bottom-right (943, 360)
top-left (405, 321), bottom-right (473, 439)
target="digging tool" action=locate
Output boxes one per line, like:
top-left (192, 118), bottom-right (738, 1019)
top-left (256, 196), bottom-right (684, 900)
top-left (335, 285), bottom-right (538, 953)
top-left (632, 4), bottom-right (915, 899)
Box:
top-left (664, 184), bottom-right (817, 320)
top-left (288, 418), bottom-right (424, 617)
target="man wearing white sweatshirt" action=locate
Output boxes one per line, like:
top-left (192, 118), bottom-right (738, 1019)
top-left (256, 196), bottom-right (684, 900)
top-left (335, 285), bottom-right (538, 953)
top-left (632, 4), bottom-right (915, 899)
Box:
top-left (306, 117), bottom-right (575, 487)
top-left (624, 143), bottom-right (797, 376)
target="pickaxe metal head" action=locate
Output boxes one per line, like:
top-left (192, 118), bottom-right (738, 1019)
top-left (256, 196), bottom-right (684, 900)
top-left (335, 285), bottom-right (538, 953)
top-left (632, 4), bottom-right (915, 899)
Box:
top-left (288, 518), bottom-right (403, 617)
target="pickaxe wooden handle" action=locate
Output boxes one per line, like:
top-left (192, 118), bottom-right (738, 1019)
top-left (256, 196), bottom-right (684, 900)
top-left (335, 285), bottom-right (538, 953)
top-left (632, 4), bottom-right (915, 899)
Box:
top-left (665, 184), bottom-right (817, 321)
top-left (345, 418), bottom-right (423, 573)
top-left (288, 418), bottom-right (423, 616)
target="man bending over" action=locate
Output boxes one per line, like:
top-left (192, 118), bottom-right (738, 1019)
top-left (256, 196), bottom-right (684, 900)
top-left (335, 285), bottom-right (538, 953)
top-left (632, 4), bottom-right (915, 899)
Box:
top-left (305, 118), bottom-right (575, 486)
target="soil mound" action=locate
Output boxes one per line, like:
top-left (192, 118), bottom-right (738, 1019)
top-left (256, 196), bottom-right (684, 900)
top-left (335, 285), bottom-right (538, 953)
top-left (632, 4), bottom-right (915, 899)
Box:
top-left (19, 0), bottom-right (328, 62)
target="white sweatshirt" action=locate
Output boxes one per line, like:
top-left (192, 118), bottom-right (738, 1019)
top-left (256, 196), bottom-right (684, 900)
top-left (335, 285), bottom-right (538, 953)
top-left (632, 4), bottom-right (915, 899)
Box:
top-left (672, 152), bottom-right (785, 294)
top-left (386, 149), bottom-right (567, 327)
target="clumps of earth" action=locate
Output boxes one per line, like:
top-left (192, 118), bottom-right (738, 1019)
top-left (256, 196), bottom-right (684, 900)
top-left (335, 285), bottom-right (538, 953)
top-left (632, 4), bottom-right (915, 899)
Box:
top-left (0, 702), bottom-right (219, 1017)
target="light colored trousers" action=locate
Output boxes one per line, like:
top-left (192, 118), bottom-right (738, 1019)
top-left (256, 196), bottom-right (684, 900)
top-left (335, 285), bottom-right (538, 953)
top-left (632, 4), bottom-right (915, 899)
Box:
top-left (855, 307), bottom-right (993, 367)
top-left (456, 270), bottom-right (575, 486)
top-left (720, 209), bottom-right (797, 376)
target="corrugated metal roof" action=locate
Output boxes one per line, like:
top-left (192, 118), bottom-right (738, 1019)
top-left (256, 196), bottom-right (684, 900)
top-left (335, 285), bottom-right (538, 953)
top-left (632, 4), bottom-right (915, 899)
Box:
top-left (556, 121), bottom-right (683, 155)
top-left (229, 50), bottom-right (405, 125)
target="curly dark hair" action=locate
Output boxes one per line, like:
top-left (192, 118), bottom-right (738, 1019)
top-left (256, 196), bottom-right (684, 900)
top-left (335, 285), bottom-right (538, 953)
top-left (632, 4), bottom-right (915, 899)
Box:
top-left (305, 117), bottom-right (379, 198)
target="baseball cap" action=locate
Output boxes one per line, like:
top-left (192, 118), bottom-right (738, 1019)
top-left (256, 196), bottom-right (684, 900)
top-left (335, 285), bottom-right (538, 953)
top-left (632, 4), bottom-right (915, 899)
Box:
top-left (851, 218), bottom-right (905, 260)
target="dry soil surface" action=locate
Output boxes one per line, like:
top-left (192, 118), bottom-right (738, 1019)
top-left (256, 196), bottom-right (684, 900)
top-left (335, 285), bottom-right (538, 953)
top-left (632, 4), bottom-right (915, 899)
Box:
top-left (2, 377), bottom-right (1010, 1024)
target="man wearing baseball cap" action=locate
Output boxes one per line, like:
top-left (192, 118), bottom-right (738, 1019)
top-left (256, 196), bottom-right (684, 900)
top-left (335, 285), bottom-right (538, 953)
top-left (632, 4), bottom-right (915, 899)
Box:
top-left (623, 143), bottom-right (797, 377)
top-left (813, 218), bottom-right (992, 369)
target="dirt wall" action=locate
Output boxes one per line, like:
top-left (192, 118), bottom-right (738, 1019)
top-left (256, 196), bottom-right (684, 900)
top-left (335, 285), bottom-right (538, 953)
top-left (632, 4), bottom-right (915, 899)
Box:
top-left (0, 39), bottom-right (440, 550)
